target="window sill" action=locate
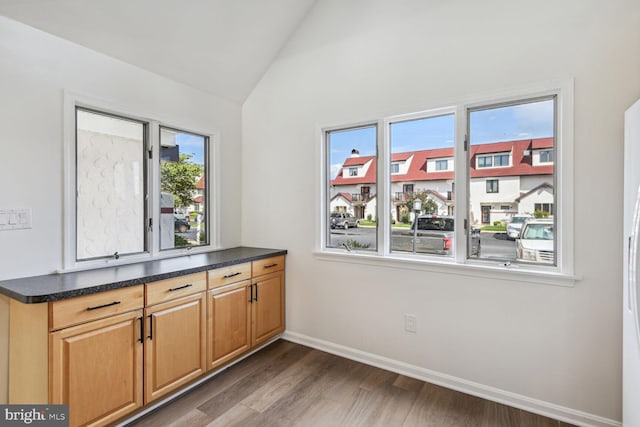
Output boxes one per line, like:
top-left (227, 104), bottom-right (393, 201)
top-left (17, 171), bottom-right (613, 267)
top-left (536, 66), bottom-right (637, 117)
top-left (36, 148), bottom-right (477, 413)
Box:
top-left (59, 244), bottom-right (221, 274)
top-left (313, 250), bottom-right (578, 287)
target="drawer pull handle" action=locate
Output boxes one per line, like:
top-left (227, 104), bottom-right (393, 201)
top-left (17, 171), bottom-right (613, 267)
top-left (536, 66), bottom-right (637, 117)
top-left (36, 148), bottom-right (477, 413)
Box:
top-left (223, 272), bottom-right (242, 279)
top-left (168, 283), bottom-right (193, 292)
top-left (86, 301), bottom-right (121, 311)
top-left (264, 263), bottom-right (278, 269)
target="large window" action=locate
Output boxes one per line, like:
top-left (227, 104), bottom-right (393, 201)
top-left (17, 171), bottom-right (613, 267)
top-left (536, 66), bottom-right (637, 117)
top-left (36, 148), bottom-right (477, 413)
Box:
top-left (68, 102), bottom-right (213, 268)
top-left (322, 84), bottom-right (571, 279)
top-left (389, 114), bottom-right (455, 257)
top-left (468, 97), bottom-right (556, 265)
top-left (160, 127), bottom-right (208, 250)
top-left (326, 125), bottom-right (377, 251)
top-left (76, 109), bottom-right (147, 260)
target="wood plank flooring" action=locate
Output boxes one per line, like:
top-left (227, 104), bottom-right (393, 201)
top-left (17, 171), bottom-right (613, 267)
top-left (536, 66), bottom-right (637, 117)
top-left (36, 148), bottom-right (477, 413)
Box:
top-left (128, 340), bottom-right (576, 427)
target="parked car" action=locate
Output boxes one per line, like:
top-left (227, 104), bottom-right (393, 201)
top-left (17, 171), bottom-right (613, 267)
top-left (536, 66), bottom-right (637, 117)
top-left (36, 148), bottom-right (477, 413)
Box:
top-left (399, 215), bottom-right (480, 256)
top-left (408, 215), bottom-right (453, 255)
top-left (330, 212), bottom-right (359, 229)
top-left (174, 217), bottom-right (191, 233)
top-left (516, 218), bottom-right (554, 264)
top-left (174, 211), bottom-right (189, 221)
top-left (506, 214), bottom-right (533, 240)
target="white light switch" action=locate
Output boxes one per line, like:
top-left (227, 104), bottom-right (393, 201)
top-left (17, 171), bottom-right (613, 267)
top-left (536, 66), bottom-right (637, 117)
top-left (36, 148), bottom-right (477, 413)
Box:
top-left (0, 208), bottom-right (32, 231)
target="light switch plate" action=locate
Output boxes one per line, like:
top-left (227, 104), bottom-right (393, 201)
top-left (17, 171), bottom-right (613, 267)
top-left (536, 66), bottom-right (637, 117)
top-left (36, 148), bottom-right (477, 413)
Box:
top-left (0, 208), bottom-right (32, 231)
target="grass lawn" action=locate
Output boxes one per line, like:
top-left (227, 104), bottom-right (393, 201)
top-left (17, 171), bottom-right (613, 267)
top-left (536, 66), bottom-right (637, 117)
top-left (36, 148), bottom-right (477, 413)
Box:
top-left (359, 220), bottom-right (412, 228)
top-left (481, 225), bottom-right (506, 231)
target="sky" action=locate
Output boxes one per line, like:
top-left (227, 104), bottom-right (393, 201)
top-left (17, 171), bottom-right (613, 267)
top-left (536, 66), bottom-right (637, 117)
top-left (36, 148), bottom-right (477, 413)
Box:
top-left (176, 132), bottom-right (206, 165)
top-left (328, 98), bottom-right (555, 178)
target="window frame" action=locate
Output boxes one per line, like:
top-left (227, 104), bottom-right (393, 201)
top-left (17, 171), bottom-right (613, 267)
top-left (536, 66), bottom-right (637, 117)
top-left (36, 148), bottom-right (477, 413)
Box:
top-left (477, 155), bottom-right (493, 168)
top-left (158, 125), bottom-right (210, 251)
top-left (63, 91), bottom-right (221, 271)
top-left (317, 79), bottom-right (575, 286)
top-left (539, 149), bottom-right (554, 163)
top-left (74, 107), bottom-right (150, 261)
top-left (486, 179), bottom-right (499, 193)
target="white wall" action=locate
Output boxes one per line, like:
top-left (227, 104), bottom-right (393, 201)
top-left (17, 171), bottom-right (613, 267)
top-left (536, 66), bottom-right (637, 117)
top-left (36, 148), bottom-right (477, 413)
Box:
top-left (0, 16), bottom-right (243, 402)
top-left (242, 0), bottom-right (640, 423)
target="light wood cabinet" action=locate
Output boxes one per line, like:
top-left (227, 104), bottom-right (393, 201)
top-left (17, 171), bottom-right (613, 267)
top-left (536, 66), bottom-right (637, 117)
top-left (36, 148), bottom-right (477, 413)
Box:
top-left (207, 280), bottom-right (252, 370)
top-left (6, 252), bottom-right (285, 427)
top-left (251, 270), bottom-right (284, 347)
top-left (206, 256), bottom-right (285, 369)
top-left (144, 292), bottom-right (206, 403)
top-left (49, 309), bottom-right (144, 427)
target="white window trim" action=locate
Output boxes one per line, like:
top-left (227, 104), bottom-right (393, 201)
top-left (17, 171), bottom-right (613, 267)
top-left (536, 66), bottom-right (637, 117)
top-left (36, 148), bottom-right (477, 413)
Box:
top-left (537, 149), bottom-right (554, 164)
top-left (62, 90), bottom-right (221, 272)
top-left (316, 79), bottom-right (575, 285)
top-left (435, 159), bottom-right (449, 171)
top-left (476, 152), bottom-right (511, 169)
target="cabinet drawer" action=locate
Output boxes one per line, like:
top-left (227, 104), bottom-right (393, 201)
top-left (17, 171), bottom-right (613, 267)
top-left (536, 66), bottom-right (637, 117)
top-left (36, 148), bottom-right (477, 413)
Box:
top-left (208, 262), bottom-right (251, 289)
top-left (252, 256), bottom-right (285, 276)
top-left (146, 272), bottom-right (207, 306)
top-left (50, 285), bottom-right (144, 331)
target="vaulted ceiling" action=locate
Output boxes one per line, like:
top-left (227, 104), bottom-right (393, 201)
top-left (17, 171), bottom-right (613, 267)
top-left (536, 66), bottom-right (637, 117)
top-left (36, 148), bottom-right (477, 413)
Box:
top-left (0, 0), bottom-right (317, 103)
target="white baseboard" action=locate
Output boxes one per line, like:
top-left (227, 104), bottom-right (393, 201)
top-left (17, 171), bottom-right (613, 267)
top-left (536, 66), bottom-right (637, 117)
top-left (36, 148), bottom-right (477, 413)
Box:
top-left (282, 330), bottom-right (620, 427)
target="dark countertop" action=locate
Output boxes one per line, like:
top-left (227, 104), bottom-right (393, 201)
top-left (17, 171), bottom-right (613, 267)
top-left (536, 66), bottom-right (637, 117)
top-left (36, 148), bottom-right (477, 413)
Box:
top-left (0, 247), bottom-right (287, 304)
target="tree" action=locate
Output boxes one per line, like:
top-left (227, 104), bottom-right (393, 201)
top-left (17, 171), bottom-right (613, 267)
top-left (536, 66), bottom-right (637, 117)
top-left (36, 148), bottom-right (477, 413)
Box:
top-left (401, 190), bottom-right (439, 216)
top-left (161, 154), bottom-right (203, 208)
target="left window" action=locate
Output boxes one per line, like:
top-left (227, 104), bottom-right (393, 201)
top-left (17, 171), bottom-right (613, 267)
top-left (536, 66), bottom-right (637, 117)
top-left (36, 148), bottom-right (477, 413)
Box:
top-left (76, 108), bottom-right (147, 260)
top-left (69, 103), bottom-right (213, 269)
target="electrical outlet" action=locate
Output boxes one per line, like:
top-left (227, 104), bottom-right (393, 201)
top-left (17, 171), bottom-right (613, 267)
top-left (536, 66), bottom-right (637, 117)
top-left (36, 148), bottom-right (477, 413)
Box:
top-left (404, 314), bottom-right (417, 333)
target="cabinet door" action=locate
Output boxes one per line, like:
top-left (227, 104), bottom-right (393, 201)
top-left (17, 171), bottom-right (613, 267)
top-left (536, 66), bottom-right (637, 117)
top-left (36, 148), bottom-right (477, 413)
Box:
top-left (252, 271), bottom-right (285, 346)
top-left (207, 280), bottom-right (251, 370)
top-left (50, 309), bottom-right (144, 427)
top-left (144, 292), bottom-right (206, 403)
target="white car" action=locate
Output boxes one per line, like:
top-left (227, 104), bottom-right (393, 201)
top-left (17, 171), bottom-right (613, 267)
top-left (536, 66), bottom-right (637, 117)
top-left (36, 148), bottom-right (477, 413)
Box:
top-left (516, 218), bottom-right (554, 264)
top-left (506, 214), bottom-right (533, 240)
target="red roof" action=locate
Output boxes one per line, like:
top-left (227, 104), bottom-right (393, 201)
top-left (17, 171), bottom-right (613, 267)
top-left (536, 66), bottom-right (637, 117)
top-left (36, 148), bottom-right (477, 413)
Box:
top-left (469, 139), bottom-right (554, 178)
top-left (391, 152), bottom-right (413, 161)
top-left (531, 137), bottom-right (553, 149)
top-left (330, 138), bottom-right (554, 186)
top-left (331, 157), bottom-right (377, 185)
top-left (196, 176), bottom-right (205, 189)
top-left (331, 192), bottom-right (353, 202)
top-left (343, 156), bottom-right (374, 167)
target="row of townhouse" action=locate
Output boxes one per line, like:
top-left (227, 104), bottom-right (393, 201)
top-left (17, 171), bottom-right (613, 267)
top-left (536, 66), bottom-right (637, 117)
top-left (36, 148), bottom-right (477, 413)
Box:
top-left (329, 137), bottom-right (554, 225)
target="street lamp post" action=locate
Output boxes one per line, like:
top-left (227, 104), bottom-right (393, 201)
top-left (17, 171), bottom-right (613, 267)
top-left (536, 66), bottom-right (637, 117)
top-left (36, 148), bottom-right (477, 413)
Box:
top-left (412, 199), bottom-right (422, 254)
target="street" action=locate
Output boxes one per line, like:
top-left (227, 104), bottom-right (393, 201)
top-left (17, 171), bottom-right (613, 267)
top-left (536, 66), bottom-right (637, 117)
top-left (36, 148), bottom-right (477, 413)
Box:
top-left (328, 226), bottom-right (516, 260)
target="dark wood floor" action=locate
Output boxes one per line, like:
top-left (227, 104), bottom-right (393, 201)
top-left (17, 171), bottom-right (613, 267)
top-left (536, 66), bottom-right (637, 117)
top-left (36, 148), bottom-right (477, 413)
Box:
top-left (128, 340), bottom-right (576, 427)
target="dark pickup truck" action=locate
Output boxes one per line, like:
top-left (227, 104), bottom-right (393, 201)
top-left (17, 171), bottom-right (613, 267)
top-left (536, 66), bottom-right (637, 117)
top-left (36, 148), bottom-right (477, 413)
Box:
top-left (393, 215), bottom-right (480, 256)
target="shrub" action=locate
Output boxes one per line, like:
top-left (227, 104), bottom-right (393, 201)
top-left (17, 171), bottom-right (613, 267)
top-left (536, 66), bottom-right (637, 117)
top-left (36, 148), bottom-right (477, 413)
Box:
top-left (534, 210), bottom-right (550, 218)
top-left (345, 239), bottom-right (370, 249)
top-left (367, 214), bottom-right (372, 221)
top-left (174, 234), bottom-right (190, 247)
top-left (493, 220), bottom-right (503, 226)
top-left (401, 213), bottom-right (410, 224)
